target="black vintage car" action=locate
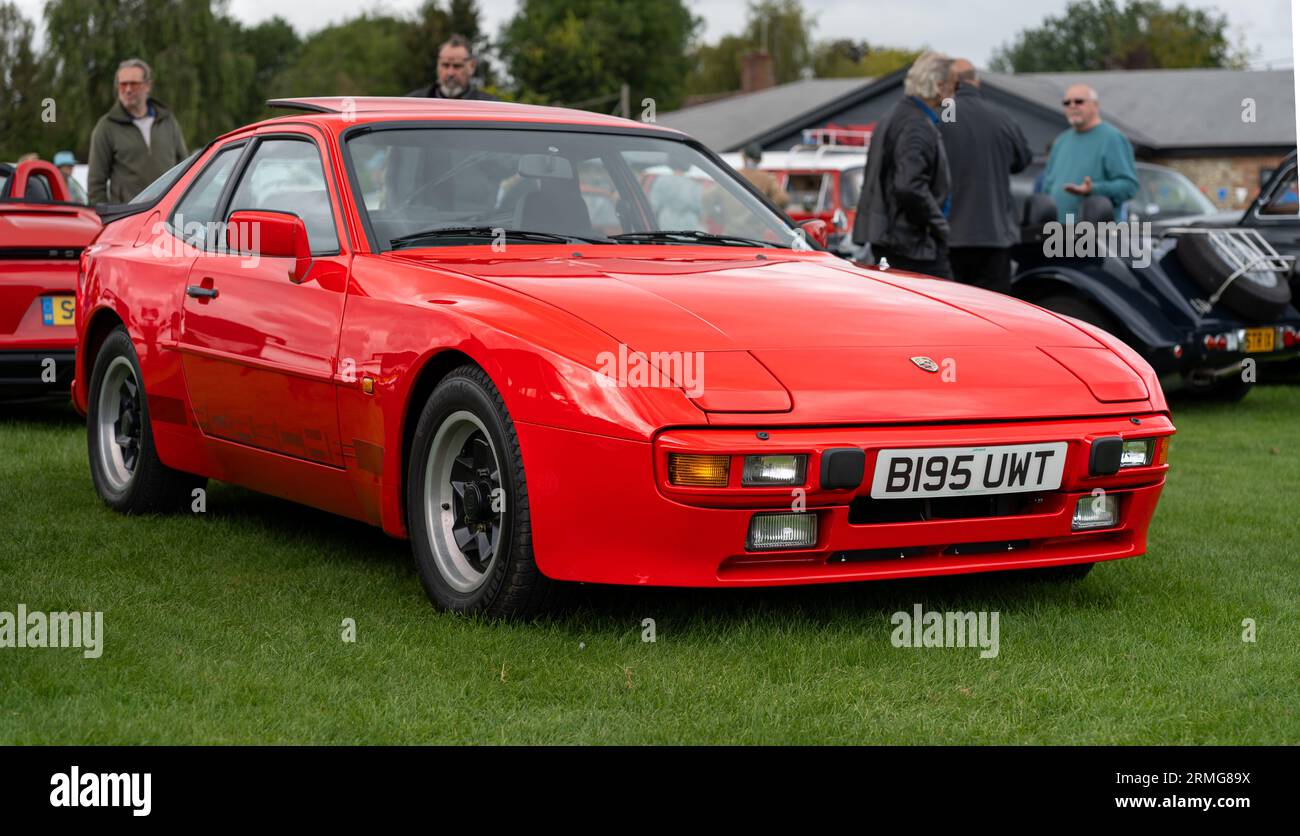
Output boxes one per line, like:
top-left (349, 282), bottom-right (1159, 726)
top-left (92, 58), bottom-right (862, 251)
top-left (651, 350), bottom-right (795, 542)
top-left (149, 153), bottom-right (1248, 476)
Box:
top-left (1171, 151), bottom-right (1299, 303)
top-left (1009, 178), bottom-right (1300, 401)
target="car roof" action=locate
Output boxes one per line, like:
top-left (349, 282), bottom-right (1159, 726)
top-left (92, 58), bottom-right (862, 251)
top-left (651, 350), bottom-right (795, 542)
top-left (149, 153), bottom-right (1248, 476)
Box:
top-left (249, 97), bottom-right (686, 139)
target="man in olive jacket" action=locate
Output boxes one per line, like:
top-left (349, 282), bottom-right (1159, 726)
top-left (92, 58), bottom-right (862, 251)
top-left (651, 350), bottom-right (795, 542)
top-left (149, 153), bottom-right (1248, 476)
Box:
top-left (852, 52), bottom-right (954, 279)
top-left (88, 58), bottom-right (188, 205)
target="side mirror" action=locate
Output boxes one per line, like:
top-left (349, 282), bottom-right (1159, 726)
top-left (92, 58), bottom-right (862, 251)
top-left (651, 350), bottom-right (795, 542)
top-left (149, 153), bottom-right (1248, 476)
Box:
top-left (798, 218), bottom-right (829, 248)
top-left (226, 210), bottom-right (312, 282)
top-left (831, 208), bottom-right (848, 231)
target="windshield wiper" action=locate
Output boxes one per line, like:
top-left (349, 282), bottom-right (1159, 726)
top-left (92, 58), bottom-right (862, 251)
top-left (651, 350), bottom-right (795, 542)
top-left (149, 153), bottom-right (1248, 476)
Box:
top-left (609, 230), bottom-right (791, 249)
top-left (389, 226), bottom-right (609, 249)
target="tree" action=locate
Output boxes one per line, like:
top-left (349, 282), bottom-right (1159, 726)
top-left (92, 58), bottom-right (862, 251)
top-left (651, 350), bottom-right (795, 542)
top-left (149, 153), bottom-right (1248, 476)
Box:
top-left (268, 15), bottom-right (412, 99)
top-left (0, 2), bottom-right (45, 160)
top-left (39, 0), bottom-right (254, 162)
top-left (685, 0), bottom-right (815, 95)
top-left (991, 0), bottom-right (1252, 72)
top-left (498, 0), bottom-right (699, 111)
top-left (238, 16), bottom-right (301, 120)
top-left (813, 40), bottom-right (922, 79)
top-left (742, 0), bottom-right (815, 84)
top-left (685, 35), bottom-right (750, 95)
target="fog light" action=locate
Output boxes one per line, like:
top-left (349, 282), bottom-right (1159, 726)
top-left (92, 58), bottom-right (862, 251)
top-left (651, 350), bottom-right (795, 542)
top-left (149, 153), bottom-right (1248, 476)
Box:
top-left (668, 453), bottom-right (729, 487)
top-left (1072, 495), bottom-right (1118, 530)
top-left (1119, 439), bottom-right (1154, 468)
top-left (742, 454), bottom-right (807, 486)
top-left (747, 512), bottom-right (817, 550)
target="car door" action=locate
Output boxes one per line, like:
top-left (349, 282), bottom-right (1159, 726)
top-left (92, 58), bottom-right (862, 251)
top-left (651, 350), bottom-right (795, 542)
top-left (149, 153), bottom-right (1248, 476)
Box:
top-left (177, 130), bottom-right (350, 466)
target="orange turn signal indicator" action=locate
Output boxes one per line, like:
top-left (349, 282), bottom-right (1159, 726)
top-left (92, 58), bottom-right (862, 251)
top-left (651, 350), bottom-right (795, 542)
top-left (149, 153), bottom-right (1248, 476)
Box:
top-left (668, 453), bottom-right (730, 487)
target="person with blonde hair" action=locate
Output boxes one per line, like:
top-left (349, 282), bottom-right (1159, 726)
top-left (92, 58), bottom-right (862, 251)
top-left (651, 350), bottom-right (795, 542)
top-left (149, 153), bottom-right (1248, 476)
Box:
top-left (852, 51), bottom-right (955, 278)
top-left (87, 58), bottom-right (188, 204)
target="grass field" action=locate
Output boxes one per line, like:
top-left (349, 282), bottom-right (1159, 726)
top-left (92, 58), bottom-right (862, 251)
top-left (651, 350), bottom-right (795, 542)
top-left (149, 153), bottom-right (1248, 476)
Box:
top-left (1, 384), bottom-right (1297, 745)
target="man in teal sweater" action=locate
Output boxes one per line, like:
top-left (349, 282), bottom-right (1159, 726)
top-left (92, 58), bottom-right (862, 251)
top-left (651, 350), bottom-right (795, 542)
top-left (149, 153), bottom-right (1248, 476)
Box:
top-left (1040, 84), bottom-right (1139, 222)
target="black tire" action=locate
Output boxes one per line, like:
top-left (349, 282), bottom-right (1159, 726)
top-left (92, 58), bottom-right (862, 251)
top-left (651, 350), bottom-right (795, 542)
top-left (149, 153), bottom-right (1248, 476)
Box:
top-left (1037, 293), bottom-right (1124, 338)
top-left (86, 327), bottom-right (206, 513)
top-left (1175, 233), bottom-right (1291, 321)
top-left (406, 364), bottom-right (563, 617)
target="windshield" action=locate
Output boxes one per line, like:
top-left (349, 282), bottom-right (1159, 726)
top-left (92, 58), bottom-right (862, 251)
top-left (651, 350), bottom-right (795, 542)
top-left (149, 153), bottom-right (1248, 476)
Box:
top-left (1135, 166), bottom-right (1217, 218)
top-left (345, 128), bottom-right (799, 250)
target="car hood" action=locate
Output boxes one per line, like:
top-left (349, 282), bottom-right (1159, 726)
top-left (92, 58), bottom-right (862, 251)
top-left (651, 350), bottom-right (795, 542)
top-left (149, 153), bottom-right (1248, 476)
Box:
top-left (400, 251), bottom-right (1156, 422)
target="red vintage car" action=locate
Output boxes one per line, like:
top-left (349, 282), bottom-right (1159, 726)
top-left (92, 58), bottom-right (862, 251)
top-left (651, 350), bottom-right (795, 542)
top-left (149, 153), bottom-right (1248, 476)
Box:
top-left (1, 160), bottom-right (101, 400)
top-left (74, 97), bottom-right (1174, 616)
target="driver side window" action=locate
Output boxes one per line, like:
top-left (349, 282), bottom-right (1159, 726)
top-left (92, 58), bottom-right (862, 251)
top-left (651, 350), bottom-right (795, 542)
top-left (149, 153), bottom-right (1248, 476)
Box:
top-left (228, 138), bottom-right (340, 254)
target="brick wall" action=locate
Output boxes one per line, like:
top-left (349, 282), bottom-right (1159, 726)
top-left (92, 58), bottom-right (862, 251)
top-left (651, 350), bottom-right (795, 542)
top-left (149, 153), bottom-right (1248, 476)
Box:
top-left (1153, 153), bottom-right (1293, 210)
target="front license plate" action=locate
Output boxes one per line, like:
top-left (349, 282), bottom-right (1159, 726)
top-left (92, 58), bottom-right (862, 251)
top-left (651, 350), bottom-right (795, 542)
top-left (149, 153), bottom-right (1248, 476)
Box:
top-left (1244, 327), bottom-right (1275, 353)
top-left (41, 295), bottom-right (75, 327)
top-left (870, 442), bottom-right (1068, 499)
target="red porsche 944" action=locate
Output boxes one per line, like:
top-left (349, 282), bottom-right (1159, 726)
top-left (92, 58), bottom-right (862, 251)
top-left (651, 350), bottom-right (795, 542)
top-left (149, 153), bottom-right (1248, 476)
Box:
top-left (74, 97), bottom-right (1173, 616)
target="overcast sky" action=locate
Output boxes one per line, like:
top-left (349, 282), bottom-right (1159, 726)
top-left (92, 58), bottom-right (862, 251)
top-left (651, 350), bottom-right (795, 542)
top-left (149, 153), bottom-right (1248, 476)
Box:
top-left (12, 0), bottom-right (1296, 69)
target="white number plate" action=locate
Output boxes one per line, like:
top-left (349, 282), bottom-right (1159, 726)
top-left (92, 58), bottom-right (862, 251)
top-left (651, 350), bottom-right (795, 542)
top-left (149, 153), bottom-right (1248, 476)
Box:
top-left (870, 442), bottom-right (1068, 499)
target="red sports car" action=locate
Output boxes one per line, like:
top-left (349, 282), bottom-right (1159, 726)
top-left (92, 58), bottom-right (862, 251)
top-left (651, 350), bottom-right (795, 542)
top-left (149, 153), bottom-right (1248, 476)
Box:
top-left (74, 97), bottom-right (1174, 616)
top-left (2, 160), bottom-right (101, 400)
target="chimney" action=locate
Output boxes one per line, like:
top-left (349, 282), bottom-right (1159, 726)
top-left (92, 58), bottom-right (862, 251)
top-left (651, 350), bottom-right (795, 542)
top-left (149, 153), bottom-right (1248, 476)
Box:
top-left (741, 51), bottom-right (775, 93)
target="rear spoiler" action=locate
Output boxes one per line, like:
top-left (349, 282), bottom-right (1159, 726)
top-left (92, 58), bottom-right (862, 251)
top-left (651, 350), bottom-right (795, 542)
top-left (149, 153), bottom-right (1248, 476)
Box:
top-left (95, 201), bottom-right (154, 225)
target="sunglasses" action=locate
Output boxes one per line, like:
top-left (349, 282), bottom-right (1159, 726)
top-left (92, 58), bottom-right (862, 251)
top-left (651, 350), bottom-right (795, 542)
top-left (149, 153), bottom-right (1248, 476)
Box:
top-left (1062, 97), bottom-right (1091, 106)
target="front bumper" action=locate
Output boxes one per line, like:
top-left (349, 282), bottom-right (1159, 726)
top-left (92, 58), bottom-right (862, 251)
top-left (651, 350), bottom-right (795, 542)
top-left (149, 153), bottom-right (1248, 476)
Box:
top-left (518, 413), bottom-right (1174, 587)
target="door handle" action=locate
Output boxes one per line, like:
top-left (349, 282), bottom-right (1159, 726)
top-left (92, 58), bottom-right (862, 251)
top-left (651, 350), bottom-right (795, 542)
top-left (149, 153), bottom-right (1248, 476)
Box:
top-left (186, 286), bottom-right (219, 299)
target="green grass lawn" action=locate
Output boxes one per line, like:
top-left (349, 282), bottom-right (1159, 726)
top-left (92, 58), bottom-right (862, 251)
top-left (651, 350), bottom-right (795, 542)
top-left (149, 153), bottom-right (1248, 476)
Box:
top-left (2, 385), bottom-right (1297, 745)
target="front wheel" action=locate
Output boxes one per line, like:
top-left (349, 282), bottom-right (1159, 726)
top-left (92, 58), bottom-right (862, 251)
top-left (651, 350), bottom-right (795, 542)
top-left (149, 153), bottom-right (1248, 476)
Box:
top-left (406, 365), bottom-right (562, 617)
top-left (86, 327), bottom-right (206, 513)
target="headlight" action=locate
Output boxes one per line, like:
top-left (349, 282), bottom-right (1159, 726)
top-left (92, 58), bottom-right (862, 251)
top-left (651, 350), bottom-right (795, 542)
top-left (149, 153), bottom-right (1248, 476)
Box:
top-left (742, 454), bottom-right (807, 486)
top-left (668, 453), bottom-right (729, 487)
top-left (1120, 439), bottom-right (1154, 468)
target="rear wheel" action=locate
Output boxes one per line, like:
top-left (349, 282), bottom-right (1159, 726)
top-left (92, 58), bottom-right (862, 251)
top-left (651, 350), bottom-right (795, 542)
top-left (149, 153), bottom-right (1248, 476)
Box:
top-left (406, 364), bottom-right (562, 617)
top-left (86, 327), bottom-right (206, 513)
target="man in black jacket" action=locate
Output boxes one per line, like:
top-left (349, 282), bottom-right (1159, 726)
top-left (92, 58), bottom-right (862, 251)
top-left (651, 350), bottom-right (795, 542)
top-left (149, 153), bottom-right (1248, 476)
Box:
top-left (938, 59), bottom-right (1032, 294)
top-left (852, 51), bottom-right (954, 279)
top-left (407, 34), bottom-right (499, 101)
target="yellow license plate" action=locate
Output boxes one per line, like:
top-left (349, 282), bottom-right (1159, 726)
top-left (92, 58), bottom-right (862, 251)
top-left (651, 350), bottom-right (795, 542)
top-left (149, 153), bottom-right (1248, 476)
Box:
top-left (1245, 328), bottom-right (1275, 353)
top-left (41, 295), bottom-right (75, 327)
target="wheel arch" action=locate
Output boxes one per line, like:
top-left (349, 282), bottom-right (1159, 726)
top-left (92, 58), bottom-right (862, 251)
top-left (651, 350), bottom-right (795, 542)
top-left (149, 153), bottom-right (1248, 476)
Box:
top-left (76, 305), bottom-right (128, 413)
top-left (397, 347), bottom-right (484, 534)
top-left (1012, 267), bottom-right (1168, 350)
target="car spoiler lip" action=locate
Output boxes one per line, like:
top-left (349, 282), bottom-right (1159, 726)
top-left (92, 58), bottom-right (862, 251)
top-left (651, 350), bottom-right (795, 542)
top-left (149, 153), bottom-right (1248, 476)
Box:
top-left (94, 201), bottom-right (155, 225)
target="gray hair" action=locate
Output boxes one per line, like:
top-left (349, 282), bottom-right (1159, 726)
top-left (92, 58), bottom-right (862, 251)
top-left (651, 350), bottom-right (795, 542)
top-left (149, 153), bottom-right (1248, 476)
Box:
top-left (116, 57), bottom-right (152, 83)
top-left (1067, 84), bottom-right (1099, 102)
top-left (903, 51), bottom-right (952, 100)
top-left (439, 33), bottom-right (475, 59)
